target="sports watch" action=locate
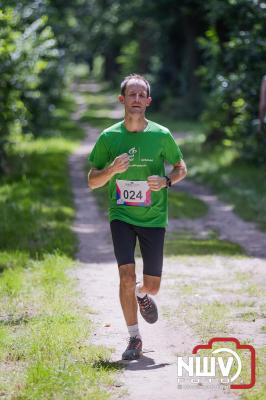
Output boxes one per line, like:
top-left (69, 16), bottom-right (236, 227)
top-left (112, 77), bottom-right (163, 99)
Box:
top-left (164, 175), bottom-right (172, 188)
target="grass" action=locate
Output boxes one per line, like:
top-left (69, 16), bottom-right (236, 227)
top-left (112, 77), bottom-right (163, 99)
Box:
top-left (168, 190), bottom-right (208, 219)
top-left (1, 139), bottom-right (77, 257)
top-left (0, 254), bottom-right (117, 399)
top-left (232, 283), bottom-right (266, 298)
top-left (164, 231), bottom-right (244, 256)
top-left (235, 271), bottom-right (253, 282)
top-left (237, 311), bottom-right (266, 322)
top-left (0, 93), bottom-right (119, 399)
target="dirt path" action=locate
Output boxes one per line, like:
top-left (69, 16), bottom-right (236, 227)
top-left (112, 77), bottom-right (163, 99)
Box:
top-left (68, 83), bottom-right (266, 399)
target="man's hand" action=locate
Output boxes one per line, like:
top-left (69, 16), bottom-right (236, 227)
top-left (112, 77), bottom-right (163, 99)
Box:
top-left (147, 175), bottom-right (165, 191)
top-left (88, 153), bottom-right (130, 189)
top-left (111, 153), bottom-right (130, 174)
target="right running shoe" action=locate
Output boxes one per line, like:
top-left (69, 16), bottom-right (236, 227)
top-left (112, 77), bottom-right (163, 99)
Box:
top-left (137, 294), bottom-right (158, 324)
top-left (122, 336), bottom-right (142, 360)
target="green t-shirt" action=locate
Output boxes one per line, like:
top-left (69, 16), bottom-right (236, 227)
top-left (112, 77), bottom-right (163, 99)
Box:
top-left (89, 120), bottom-right (183, 227)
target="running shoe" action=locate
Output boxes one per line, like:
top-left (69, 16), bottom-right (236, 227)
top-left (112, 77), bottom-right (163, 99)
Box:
top-left (122, 336), bottom-right (142, 360)
top-left (137, 294), bottom-right (158, 324)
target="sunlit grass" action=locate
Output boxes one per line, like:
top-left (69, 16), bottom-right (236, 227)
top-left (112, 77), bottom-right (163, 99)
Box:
top-left (164, 231), bottom-right (244, 256)
top-left (0, 91), bottom-right (118, 399)
top-left (168, 190), bottom-right (208, 219)
top-left (0, 254), bottom-right (117, 399)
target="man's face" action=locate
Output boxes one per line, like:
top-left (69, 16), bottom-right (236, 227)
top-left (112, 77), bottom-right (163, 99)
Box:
top-left (118, 79), bottom-right (152, 115)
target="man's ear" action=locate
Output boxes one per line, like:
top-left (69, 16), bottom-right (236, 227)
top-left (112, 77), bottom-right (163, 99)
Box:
top-left (146, 96), bottom-right (152, 107)
top-left (118, 95), bottom-right (124, 104)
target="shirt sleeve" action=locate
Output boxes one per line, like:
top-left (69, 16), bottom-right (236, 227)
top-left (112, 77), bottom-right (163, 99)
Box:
top-left (88, 133), bottom-right (110, 169)
top-left (162, 131), bottom-right (183, 164)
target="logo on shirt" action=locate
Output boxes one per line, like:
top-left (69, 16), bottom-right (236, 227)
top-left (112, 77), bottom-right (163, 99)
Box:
top-left (128, 147), bottom-right (138, 161)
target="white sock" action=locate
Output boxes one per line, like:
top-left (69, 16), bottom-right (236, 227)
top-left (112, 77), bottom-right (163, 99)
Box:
top-left (128, 323), bottom-right (141, 339)
top-left (135, 282), bottom-right (146, 299)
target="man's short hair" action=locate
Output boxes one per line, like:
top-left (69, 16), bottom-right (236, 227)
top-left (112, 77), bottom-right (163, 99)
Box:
top-left (120, 74), bottom-right (151, 97)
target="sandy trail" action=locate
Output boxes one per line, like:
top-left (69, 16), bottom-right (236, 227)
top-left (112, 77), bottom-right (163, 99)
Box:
top-left (68, 83), bottom-right (266, 399)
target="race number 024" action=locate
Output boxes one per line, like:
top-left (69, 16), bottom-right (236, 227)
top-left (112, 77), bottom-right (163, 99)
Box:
top-left (123, 189), bottom-right (143, 200)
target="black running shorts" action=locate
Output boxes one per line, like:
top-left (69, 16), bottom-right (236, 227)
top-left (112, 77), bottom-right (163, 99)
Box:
top-left (110, 219), bottom-right (165, 277)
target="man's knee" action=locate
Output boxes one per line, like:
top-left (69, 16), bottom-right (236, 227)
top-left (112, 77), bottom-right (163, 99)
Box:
top-left (151, 287), bottom-right (160, 295)
top-left (143, 275), bottom-right (161, 295)
top-left (119, 264), bottom-right (136, 290)
top-left (145, 286), bottom-right (160, 295)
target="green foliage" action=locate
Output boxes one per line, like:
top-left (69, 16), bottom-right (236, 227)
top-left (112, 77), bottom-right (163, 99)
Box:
top-left (116, 40), bottom-right (140, 76)
top-left (0, 6), bottom-right (58, 127)
top-left (0, 1), bottom-right (95, 174)
top-left (0, 94), bottom-right (83, 262)
top-left (198, 0), bottom-right (266, 162)
top-left (0, 3), bottom-right (59, 171)
top-left (2, 0), bottom-right (266, 172)
top-left (81, 0), bottom-right (266, 161)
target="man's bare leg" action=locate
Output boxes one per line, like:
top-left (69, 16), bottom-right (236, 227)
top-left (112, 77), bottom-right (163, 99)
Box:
top-left (119, 264), bottom-right (143, 360)
top-left (118, 263), bottom-right (137, 325)
top-left (137, 274), bottom-right (161, 296)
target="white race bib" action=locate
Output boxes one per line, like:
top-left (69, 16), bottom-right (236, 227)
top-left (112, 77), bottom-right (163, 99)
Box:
top-left (116, 180), bottom-right (151, 206)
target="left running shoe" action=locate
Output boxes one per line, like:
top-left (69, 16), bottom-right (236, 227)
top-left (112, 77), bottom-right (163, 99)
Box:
top-left (122, 336), bottom-right (142, 360)
top-left (137, 294), bottom-right (158, 324)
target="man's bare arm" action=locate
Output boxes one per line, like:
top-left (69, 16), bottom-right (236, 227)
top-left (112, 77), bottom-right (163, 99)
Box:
top-left (88, 153), bottom-right (129, 189)
top-left (147, 159), bottom-right (187, 191)
top-left (168, 159), bottom-right (187, 185)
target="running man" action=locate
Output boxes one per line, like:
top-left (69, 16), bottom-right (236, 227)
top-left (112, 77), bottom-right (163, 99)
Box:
top-left (88, 74), bottom-right (187, 360)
